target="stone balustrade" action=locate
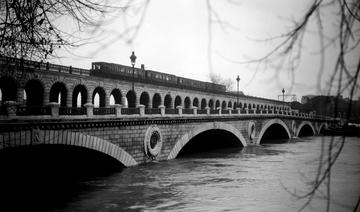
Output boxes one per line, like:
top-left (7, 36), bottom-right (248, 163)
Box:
top-left (0, 100), bottom-right (331, 121)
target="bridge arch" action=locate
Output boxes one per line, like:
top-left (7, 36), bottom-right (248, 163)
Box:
top-left (168, 122), bottom-right (247, 159)
top-left (110, 88), bottom-right (122, 105)
top-left (193, 97), bottom-right (199, 107)
top-left (175, 95), bottom-right (182, 107)
top-left (201, 98), bottom-right (207, 109)
top-left (1, 131), bottom-right (138, 167)
top-left (164, 94), bottom-right (172, 108)
top-left (0, 76), bottom-right (18, 102)
top-left (49, 82), bottom-right (68, 107)
top-left (221, 101), bottom-right (227, 109)
top-left (126, 90), bottom-right (137, 108)
top-left (152, 93), bottom-right (162, 108)
top-left (140, 91), bottom-right (150, 108)
top-left (92, 87), bottom-right (106, 108)
top-left (215, 100), bottom-right (220, 108)
top-left (72, 84), bottom-right (88, 107)
top-left (25, 79), bottom-right (44, 107)
top-left (184, 96), bottom-right (191, 109)
top-left (256, 119), bottom-right (291, 144)
top-left (209, 99), bottom-right (214, 109)
top-left (318, 122), bottom-right (328, 135)
top-left (296, 121), bottom-right (316, 137)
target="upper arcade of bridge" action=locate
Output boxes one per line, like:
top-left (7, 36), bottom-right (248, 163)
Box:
top-left (0, 56), bottom-right (317, 120)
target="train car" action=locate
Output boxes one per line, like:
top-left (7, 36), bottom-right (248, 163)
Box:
top-left (145, 69), bottom-right (177, 85)
top-left (91, 62), bottom-right (146, 81)
top-left (205, 82), bottom-right (226, 93)
top-left (177, 77), bottom-right (208, 91)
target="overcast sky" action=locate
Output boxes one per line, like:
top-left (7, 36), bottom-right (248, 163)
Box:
top-left (52, 0), bottom-right (358, 101)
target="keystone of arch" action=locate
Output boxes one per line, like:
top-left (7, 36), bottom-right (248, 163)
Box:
top-left (167, 122), bottom-right (247, 160)
top-left (296, 121), bottom-right (316, 137)
top-left (256, 118), bottom-right (291, 144)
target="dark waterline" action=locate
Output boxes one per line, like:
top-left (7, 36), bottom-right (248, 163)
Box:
top-left (0, 136), bottom-right (359, 211)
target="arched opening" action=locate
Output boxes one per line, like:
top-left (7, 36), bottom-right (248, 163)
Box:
top-left (0, 76), bottom-right (17, 103)
top-left (175, 96), bottom-right (182, 107)
top-left (152, 93), bottom-right (162, 108)
top-left (260, 123), bottom-right (290, 144)
top-left (25, 79), bottom-right (44, 107)
top-left (140, 92), bottom-right (150, 108)
top-left (215, 100), bottom-right (220, 108)
top-left (49, 82), bottom-right (67, 107)
top-left (193, 98), bottom-right (199, 107)
top-left (92, 87), bottom-right (106, 108)
top-left (248, 104), bottom-right (251, 109)
top-left (244, 103), bottom-right (247, 109)
top-left (184, 96), bottom-right (191, 109)
top-left (0, 144), bottom-right (125, 211)
top-left (72, 85), bottom-right (88, 107)
top-left (228, 101), bottom-right (232, 109)
top-left (164, 94), bottom-right (172, 108)
top-left (177, 130), bottom-right (243, 157)
top-left (126, 90), bottom-right (137, 108)
top-left (201, 99), bottom-right (207, 109)
top-left (298, 125), bottom-right (315, 137)
top-left (110, 89), bottom-right (122, 105)
top-left (209, 99), bottom-right (214, 109)
top-left (222, 101), bottom-right (227, 109)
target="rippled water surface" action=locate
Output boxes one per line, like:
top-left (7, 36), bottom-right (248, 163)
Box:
top-left (3, 136), bottom-right (360, 211)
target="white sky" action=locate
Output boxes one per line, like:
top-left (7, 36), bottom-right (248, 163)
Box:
top-left (52, 0), bottom-right (359, 101)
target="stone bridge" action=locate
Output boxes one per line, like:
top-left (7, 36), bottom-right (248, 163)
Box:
top-left (0, 113), bottom-right (330, 167)
top-left (0, 57), bottom-right (332, 167)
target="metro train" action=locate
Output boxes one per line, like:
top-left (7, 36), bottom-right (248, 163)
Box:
top-left (91, 62), bottom-right (226, 93)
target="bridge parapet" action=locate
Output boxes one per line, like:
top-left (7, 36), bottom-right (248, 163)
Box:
top-left (0, 101), bottom-right (332, 122)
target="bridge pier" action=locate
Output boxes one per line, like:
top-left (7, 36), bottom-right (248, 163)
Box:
top-left (16, 87), bottom-right (25, 106)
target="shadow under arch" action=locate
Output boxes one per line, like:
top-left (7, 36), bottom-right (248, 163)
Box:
top-left (1, 131), bottom-right (137, 167)
top-left (256, 119), bottom-right (291, 144)
top-left (168, 122), bottom-right (247, 159)
top-left (296, 121), bottom-right (316, 137)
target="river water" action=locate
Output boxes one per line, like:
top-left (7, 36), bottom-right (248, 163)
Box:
top-left (2, 136), bottom-right (360, 211)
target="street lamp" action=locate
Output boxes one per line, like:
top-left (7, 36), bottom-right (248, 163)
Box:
top-left (236, 75), bottom-right (240, 108)
top-left (130, 51), bottom-right (137, 91)
top-left (282, 88), bottom-right (285, 111)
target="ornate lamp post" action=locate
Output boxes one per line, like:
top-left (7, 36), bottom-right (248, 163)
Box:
top-left (130, 51), bottom-right (137, 91)
top-left (236, 75), bottom-right (240, 108)
top-left (282, 88), bottom-right (285, 111)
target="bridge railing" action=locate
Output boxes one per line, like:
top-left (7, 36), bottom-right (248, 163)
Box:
top-left (165, 108), bottom-right (177, 114)
top-left (59, 107), bottom-right (86, 116)
top-left (0, 101), bottom-right (333, 121)
top-left (16, 105), bottom-right (51, 116)
top-left (145, 108), bottom-right (160, 114)
top-left (210, 109), bottom-right (218, 114)
top-left (197, 109), bottom-right (207, 114)
top-left (93, 107), bottom-right (116, 115)
top-left (221, 109), bottom-right (229, 115)
top-left (121, 108), bottom-right (140, 115)
top-left (0, 56), bottom-right (90, 76)
top-left (182, 108), bottom-right (193, 114)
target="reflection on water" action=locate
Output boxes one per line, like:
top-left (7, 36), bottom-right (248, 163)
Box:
top-left (0, 136), bottom-right (359, 212)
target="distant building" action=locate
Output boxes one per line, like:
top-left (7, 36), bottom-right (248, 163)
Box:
top-left (301, 95), bottom-right (315, 104)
